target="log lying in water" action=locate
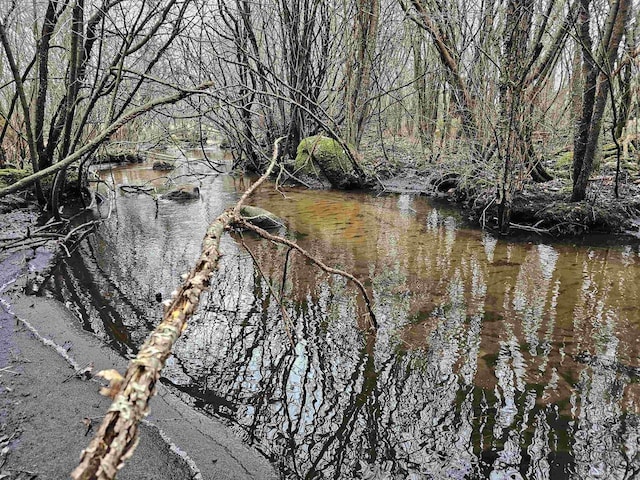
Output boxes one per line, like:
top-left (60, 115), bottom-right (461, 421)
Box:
top-left (70, 139), bottom-right (284, 480)
top-left (71, 213), bottom-right (233, 480)
top-left (72, 138), bottom-right (376, 479)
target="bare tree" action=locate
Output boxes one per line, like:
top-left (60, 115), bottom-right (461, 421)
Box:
top-left (0, 0), bottom-right (199, 209)
top-left (344, 0), bottom-right (380, 148)
top-left (572, 0), bottom-right (632, 201)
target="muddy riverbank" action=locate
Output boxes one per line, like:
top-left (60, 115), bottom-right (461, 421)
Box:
top-left (375, 162), bottom-right (640, 237)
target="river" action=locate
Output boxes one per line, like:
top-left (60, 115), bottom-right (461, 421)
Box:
top-left (46, 147), bottom-right (640, 479)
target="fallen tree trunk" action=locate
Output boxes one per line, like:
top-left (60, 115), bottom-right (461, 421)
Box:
top-left (72, 212), bottom-right (233, 479)
top-left (72, 137), bottom-right (377, 479)
top-left (71, 137), bottom-right (282, 479)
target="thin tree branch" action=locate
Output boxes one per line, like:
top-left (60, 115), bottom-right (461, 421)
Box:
top-left (0, 81), bottom-right (215, 199)
top-left (234, 217), bottom-right (378, 331)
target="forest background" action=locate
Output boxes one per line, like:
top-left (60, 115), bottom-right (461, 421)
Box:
top-left (0, 0), bottom-right (638, 233)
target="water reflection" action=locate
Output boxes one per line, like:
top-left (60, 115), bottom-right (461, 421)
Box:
top-left (47, 156), bottom-right (640, 479)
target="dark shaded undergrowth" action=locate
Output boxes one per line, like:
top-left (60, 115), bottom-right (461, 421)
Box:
top-left (358, 135), bottom-right (640, 237)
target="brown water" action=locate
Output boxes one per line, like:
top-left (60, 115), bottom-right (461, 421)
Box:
top-left (49, 150), bottom-right (640, 479)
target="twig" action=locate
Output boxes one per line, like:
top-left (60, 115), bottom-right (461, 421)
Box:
top-left (0, 237), bottom-right (55, 252)
top-left (234, 217), bottom-right (378, 330)
top-left (119, 185), bottom-right (154, 194)
top-left (277, 162), bottom-right (314, 190)
top-left (481, 197), bottom-right (496, 229)
top-left (0, 233), bottom-right (61, 250)
top-left (59, 242), bottom-right (72, 258)
top-left (63, 220), bottom-right (97, 244)
top-left (508, 222), bottom-right (551, 234)
top-left (239, 235), bottom-right (295, 346)
top-left (281, 247), bottom-right (293, 297)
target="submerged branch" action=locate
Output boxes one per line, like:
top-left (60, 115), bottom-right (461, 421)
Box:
top-left (239, 235), bottom-right (295, 345)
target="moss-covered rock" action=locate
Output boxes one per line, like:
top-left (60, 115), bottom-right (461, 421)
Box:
top-left (239, 205), bottom-right (284, 229)
top-left (0, 168), bottom-right (29, 189)
top-left (294, 136), bottom-right (362, 189)
top-left (94, 151), bottom-right (144, 164)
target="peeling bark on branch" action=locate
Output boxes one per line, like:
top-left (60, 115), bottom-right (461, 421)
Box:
top-left (72, 136), bottom-right (376, 478)
top-left (71, 209), bottom-right (233, 480)
top-left (70, 136), bottom-right (280, 480)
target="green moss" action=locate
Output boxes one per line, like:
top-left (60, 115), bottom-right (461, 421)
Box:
top-left (0, 168), bottom-right (29, 189)
top-left (602, 142), bottom-right (621, 155)
top-left (604, 159), bottom-right (639, 172)
top-left (295, 135), bottom-right (348, 170)
top-left (294, 135), bottom-right (362, 189)
top-left (549, 151), bottom-right (574, 179)
top-left (555, 150), bottom-right (573, 168)
top-left (38, 168), bottom-right (79, 193)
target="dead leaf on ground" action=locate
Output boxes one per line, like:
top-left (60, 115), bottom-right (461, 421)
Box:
top-left (96, 369), bottom-right (124, 399)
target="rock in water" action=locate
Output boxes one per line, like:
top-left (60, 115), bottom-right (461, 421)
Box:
top-left (240, 205), bottom-right (284, 229)
top-left (161, 184), bottom-right (200, 200)
top-left (152, 159), bottom-right (175, 171)
top-left (294, 136), bottom-right (363, 189)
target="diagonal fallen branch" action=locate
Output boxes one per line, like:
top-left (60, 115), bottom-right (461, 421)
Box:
top-left (72, 137), bottom-right (377, 479)
top-left (0, 81), bottom-right (215, 200)
top-left (71, 206), bottom-right (235, 480)
top-left (70, 137), bottom-right (283, 480)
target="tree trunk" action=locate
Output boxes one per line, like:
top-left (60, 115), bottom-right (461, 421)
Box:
top-left (408, 0), bottom-right (478, 146)
top-left (614, 25), bottom-right (634, 141)
top-left (0, 18), bottom-right (45, 204)
top-left (412, 28), bottom-right (436, 149)
top-left (572, 0), bottom-right (631, 201)
top-left (344, 0), bottom-right (380, 149)
top-left (496, 0), bottom-right (535, 233)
